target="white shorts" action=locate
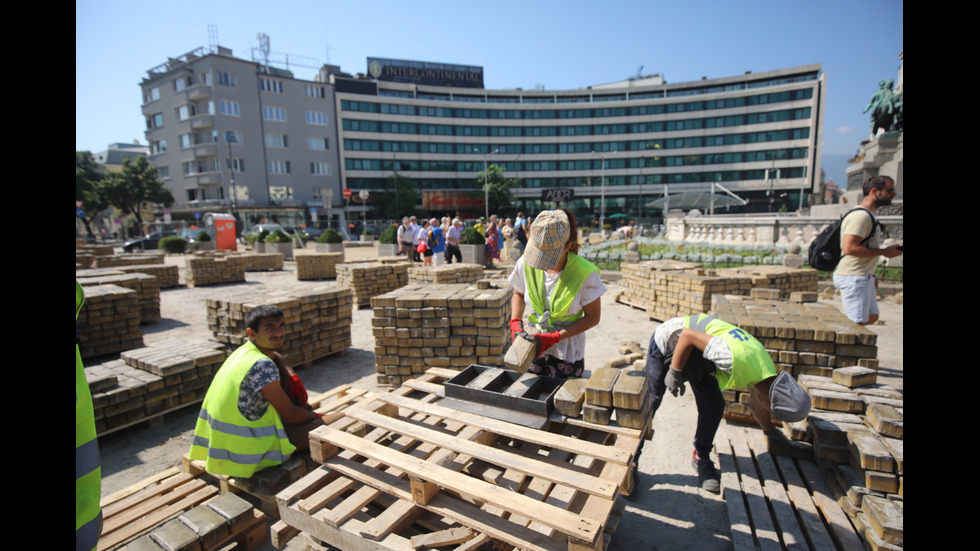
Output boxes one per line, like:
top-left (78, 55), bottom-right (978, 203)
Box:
top-left (833, 273), bottom-right (878, 324)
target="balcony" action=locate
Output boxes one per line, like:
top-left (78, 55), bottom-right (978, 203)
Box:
top-left (192, 143), bottom-right (218, 158)
top-left (193, 172), bottom-right (221, 185)
top-left (190, 114), bottom-right (214, 130)
top-left (186, 83), bottom-right (211, 102)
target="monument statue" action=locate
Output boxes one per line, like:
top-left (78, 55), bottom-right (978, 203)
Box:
top-left (863, 79), bottom-right (903, 135)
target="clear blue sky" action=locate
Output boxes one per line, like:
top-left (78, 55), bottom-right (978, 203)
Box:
top-left (76, 0), bottom-right (902, 183)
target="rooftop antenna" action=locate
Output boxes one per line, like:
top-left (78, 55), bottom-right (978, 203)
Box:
top-left (636, 65), bottom-right (644, 78)
top-left (208, 24), bottom-right (219, 54)
top-left (257, 32), bottom-right (271, 73)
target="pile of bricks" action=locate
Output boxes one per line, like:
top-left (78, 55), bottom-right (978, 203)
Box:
top-left (240, 252), bottom-right (284, 272)
top-left (295, 252), bottom-right (344, 280)
top-left (77, 271), bottom-right (161, 323)
top-left (96, 252), bottom-right (166, 268)
top-left (117, 263), bottom-right (180, 288)
top-left (554, 342), bottom-right (650, 429)
top-left (84, 339), bottom-right (227, 435)
top-left (206, 286), bottom-right (353, 366)
top-left (788, 369), bottom-right (903, 548)
top-left (77, 284), bottom-right (144, 359)
top-left (185, 255), bottom-right (246, 287)
top-left (370, 283), bottom-right (512, 386)
top-left (336, 261), bottom-right (410, 307)
top-left (616, 260), bottom-right (819, 322)
top-left (407, 263), bottom-right (484, 284)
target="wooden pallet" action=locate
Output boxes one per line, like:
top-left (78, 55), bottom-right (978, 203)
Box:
top-left (277, 368), bottom-right (643, 551)
top-left (719, 424), bottom-right (865, 551)
top-left (98, 467), bottom-right (266, 551)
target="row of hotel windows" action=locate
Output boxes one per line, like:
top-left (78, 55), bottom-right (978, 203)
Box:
top-left (343, 128), bottom-right (810, 155)
top-left (341, 88), bottom-right (813, 118)
top-left (143, 72), bottom-right (327, 104)
top-left (146, 102), bottom-right (330, 128)
top-left (150, 133), bottom-right (329, 153)
top-left (346, 166), bottom-right (807, 190)
top-left (345, 147), bottom-right (808, 172)
top-left (341, 108), bottom-right (811, 137)
top-left (163, 160), bottom-right (333, 177)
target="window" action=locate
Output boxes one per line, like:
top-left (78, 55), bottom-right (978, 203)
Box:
top-left (182, 161), bottom-right (198, 176)
top-left (201, 71), bottom-right (212, 86)
top-left (144, 87), bottom-right (160, 104)
top-left (173, 77), bottom-right (190, 92)
top-left (310, 162), bottom-right (332, 176)
top-left (179, 134), bottom-right (194, 148)
top-left (308, 137), bottom-right (329, 150)
top-left (176, 105), bottom-right (194, 121)
top-left (305, 111), bottom-right (329, 125)
top-left (226, 158), bottom-right (245, 172)
top-left (146, 113), bottom-right (164, 129)
top-left (265, 134), bottom-right (288, 148)
top-left (216, 72), bottom-right (237, 87)
top-left (224, 130), bottom-right (243, 144)
top-left (157, 166), bottom-right (170, 180)
top-left (150, 139), bottom-right (167, 154)
top-left (304, 85), bottom-right (325, 98)
top-left (219, 100), bottom-right (240, 116)
top-left (263, 106), bottom-right (287, 121)
top-left (268, 160), bottom-right (291, 174)
top-left (260, 78), bottom-right (284, 93)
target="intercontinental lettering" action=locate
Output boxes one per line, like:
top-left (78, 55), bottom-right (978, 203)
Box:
top-left (383, 66), bottom-right (482, 84)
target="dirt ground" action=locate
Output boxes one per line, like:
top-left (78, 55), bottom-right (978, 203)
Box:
top-left (93, 246), bottom-right (903, 550)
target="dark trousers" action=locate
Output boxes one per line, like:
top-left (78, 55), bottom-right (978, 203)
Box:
top-left (644, 332), bottom-right (725, 459)
top-left (446, 244), bottom-right (462, 264)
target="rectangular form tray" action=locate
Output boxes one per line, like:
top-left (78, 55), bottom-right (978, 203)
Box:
top-left (443, 364), bottom-right (563, 418)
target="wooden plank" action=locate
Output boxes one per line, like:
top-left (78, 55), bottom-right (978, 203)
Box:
top-left (717, 436), bottom-right (757, 551)
top-left (746, 430), bottom-right (810, 550)
top-left (796, 460), bottom-right (865, 551)
top-left (360, 499), bottom-right (424, 541)
top-left (99, 466), bottom-right (183, 508)
top-left (773, 455), bottom-right (840, 551)
top-left (376, 392), bottom-right (631, 465)
top-left (101, 477), bottom-right (207, 535)
top-left (271, 519), bottom-right (299, 548)
top-left (729, 428), bottom-right (784, 551)
top-left (97, 484), bottom-right (218, 550)
top-left (345, 408), bottom-right (618, 500)
top-left (410, 527), bottom-right (475, 549)
top-left (101, 471), bottom-right (197, 519)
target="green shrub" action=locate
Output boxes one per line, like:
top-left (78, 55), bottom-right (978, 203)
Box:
top-left (159, 236), bottom-right (188, 254)
top-left (362, 228), bottom-right (375, 236)
top-left (461, 227), bottom-right (485, 245)
top-left (257, 229), bottom-right (271, 243)
top-left (319, 228), bottom-right (344, 244)
top-left (602, 224), bottom-right (613, 231)
top-left (268, 229), bottom-right (291, 243)
top-left (196, 230), bottom-right (211, 242)
top-left (379, 224), bottom-right (398, 244)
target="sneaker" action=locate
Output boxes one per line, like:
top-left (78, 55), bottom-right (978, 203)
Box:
top-left (691, 450), bottom-right (721, 494)
top-left (766, 430), bottom-right (812, 459)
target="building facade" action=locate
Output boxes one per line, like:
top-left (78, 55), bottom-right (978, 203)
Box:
top-left (142, 46), bottom-right (824, 230)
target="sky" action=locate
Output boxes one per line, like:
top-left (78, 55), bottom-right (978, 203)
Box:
top-left (76, 0), bottom-right (902, 184)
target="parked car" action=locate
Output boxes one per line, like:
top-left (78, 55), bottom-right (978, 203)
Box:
top-left (298, 227), bottom-right (324, 241)
top-left (243, 224), bottom-right (289, 240)
top-left (122, 231), bottom-right (178, 252)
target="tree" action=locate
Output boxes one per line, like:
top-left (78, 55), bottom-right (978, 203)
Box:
top-left (102, 156), bottom-right (174, 233)
top-left (76, 151), bottom-right (111, 239)
top-left (472, 164), bottom-right (516, 219)
top-left (376, 172), bottom-right (419, 221)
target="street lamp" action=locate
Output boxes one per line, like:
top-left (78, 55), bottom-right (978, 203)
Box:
top-left (591, 150), bottom-right (617, 228)
top-left (479, 147), bottom-right (499, 221)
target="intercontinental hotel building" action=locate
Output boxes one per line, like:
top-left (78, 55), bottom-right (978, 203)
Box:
top-left (141, 47), bottom-right (824, 231)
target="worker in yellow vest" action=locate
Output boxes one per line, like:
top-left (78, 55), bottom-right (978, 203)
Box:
top-left (77, 281), bottom-right (102, 551)
top-left (508, 209), bottom-right (606, 379)
top-left (189, 305), bottom-right (322, 477)
top-left (644, 314), bottom-right (812, 494)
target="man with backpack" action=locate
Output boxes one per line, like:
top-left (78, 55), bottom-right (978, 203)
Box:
top-left (833, 175), bottom-right (903, 325)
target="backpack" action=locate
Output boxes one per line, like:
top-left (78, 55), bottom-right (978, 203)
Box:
top-left (807, 207), bottom-right (878, 271)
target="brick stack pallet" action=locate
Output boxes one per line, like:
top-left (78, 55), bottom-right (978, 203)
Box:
top-left (336, 260), bottom-right (410, 308)
top-left (77, 271), bottom-right (161, 323)
top-left (85, 339), bottom-right (227, 435)
top-left (370, 283), bottom-right (512, 386)
top-left (116, 263), bottom-right (181, 288)
top-left (96, 251), bottom-right (166, 268)
top-left (186, 254), bottom-right (246, 287)
top-left (407, 263), bottom-right (485, 284)
top-left (76, 284), bottom-right (144, 359)
top-left (296, 252), bottom-right (344, 280)
top-left (205, 286), bottom-right (353, 368)
top-left (275, 368), bottom-right (640, 551)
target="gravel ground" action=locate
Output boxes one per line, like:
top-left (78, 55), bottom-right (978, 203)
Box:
top-left (91, 245), bottom-right (903, 550)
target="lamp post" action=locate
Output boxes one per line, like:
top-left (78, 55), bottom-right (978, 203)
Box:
top-left (390, 145), bottom-right (399, 224)
top-left (591, 150), bottom-right (617, 228)
top-left (479, 147), bottom-right (499, 221)
top-left (225, 131), bottom-right (240, 232)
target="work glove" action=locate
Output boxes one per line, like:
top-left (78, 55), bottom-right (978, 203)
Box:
top-left (509, 318), bottom-right (525, 343)
top-left (287, 374), bottom-right (308, 405)
top-left (533, 331), bottom-right (562, 358)
top-left (665, 368), bottom-right (686, 397)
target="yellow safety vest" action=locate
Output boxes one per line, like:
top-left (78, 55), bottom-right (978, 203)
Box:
top-left (524, 254), bottom-right (599, 330)
top-left (683, 314), bottom-right (776, 390)
top-left (76, 281), bottom-right (102, 551)
top-left (189, 341), bottom-right (296, 477)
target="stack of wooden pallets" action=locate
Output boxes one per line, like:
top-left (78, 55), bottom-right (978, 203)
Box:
top-left (276, 368), bottom-right (643, 551)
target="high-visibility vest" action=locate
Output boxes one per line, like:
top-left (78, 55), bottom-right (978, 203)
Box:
top-left (524, 254), bottom-right (599, 330)
top-left (683, 314), bottom-right (776, 390)
top-left (76, 281), bottom-right (102, 551)
top-left (189, 341), bottom-right (296, 477)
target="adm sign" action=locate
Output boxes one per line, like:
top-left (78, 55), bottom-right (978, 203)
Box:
top-left (541, 188), bottom-right (575, 202)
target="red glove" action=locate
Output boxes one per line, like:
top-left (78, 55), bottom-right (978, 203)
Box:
top-left (509, 318), bottom-right (525, 343)
top-left (287, 374), bottom-right (308, 405)
top-left (533, 331), bottom-right (562, 358)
